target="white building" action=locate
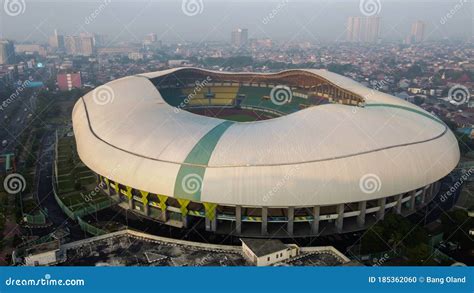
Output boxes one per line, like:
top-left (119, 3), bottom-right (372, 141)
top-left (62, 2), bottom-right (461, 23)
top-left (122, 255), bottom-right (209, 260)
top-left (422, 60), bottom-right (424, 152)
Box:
top-left (241, 238), bottom-right (299, 266)
top-left (72, 68), bottom-right (459, 237)
top-left (24, 241), bottom-right (61, 266)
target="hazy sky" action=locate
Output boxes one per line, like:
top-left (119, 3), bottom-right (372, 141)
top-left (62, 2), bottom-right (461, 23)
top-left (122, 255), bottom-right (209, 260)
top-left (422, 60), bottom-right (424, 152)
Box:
top-left (0, 0), bottom-right (472, 44)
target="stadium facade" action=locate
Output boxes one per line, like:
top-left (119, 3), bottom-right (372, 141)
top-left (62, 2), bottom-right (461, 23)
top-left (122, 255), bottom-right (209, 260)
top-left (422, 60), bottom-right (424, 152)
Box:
top-left (72, 68), bottom-right (460, 237)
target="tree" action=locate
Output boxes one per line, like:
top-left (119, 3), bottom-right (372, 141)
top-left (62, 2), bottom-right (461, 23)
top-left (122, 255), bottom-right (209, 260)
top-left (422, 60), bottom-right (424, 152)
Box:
top-left (360, 214), bottom-right (428, 255)
top-left (440, 209), bottom-right (472, 249)
top-left (406, 244), bottom-right (431, 265)
top-left (413, 96), bottom-right (424, 106)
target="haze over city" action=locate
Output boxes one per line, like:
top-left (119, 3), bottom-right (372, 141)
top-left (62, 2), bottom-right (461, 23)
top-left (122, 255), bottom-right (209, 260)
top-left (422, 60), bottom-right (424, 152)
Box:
top-left (0, 1), bottom-right (472, 290)
top-left (0, 0), bottom-right (472, 43)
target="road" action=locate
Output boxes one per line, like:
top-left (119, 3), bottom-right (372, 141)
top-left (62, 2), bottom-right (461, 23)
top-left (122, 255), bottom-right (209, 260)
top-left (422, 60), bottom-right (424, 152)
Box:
top-left (0, 93), bottom-right (37, 154)
top-left (34, 130), bottom-right (85, 241)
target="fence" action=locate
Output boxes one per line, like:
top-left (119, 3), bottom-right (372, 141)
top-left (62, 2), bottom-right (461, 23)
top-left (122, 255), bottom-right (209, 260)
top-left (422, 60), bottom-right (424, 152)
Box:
top-left (77, 217), bottom-right (107, 236)
top-left (346, 244), bottom-right (402, 263)
top-left (52, 153), bottom-right (116, 236)
top-left (431, 248), bottom-right (457, 263)
top-left (52, 159), bottom-right (116, 217)
top-left (24, 210), bottom-right (47, 225)
top-left (53, 189), bottom-right (76, 220)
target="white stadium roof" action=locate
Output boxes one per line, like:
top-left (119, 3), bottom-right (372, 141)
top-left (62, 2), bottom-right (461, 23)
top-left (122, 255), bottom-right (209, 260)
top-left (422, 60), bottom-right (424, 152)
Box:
top-left (72, 68), bottom-right (460, 207)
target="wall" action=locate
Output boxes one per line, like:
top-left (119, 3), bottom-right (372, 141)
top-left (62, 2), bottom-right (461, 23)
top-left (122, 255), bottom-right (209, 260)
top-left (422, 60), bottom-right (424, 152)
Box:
top-left (25, 250), bottom-right (58, 266)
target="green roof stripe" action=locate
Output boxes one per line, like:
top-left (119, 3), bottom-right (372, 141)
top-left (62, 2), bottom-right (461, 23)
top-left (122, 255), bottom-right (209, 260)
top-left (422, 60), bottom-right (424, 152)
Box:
top-left (174, 121), bottom-right (234, 201)
top-left (365, 103), bottom-right (445, 125)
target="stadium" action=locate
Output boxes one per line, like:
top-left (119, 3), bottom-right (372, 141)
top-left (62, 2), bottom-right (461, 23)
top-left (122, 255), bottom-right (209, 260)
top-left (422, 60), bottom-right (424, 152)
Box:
top-left (72, 68), bottom-right (460, 238)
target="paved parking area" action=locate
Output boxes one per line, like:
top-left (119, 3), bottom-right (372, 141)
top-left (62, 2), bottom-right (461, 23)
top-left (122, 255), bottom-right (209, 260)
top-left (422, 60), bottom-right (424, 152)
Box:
top-left (63, 235), bottom-right (248, 266)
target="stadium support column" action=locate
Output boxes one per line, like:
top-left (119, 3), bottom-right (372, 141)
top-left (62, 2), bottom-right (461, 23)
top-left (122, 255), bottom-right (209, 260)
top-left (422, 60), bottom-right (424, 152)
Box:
top-left (287, 207), bottom-right (294, 235)
top-left (178, 199), bottom-right (190, 228)
top-left (97, 174), bottom-right (103, 189)
top-left (125, 186), bottom-right (134, 210)
top-left (421, 186), bottom-right (428, 205)
top-left (409, 190), bottom-right (417, 212)
top-left (428, 183), bottom-right (435, 202)
top-left (377, 197), bottom-right (386, 220)
top-left (204, 202), bottom-right (217, 232)
top-left (113, 183), bottom-right (120, 199)
top-left (357, 201), bottom-right (366, 227)
top-left (140, 191), bottom-right (149, 216)
top-left (335, 204), bottom-right (344, 232)
top-left (261, 207), bottom-right (268, 235)
top-left (395, 194), bottom-right (403, 214)
top-left (157, 195), bottom-right (168, 222)
top-left (311, 206), bottom-right (320, 235)
top-left (103, 177), bottom-right (111, 195)
top-left (430, 182), bottom-right (437, 200)
top-left (235, 206), bottom-right (242, 234)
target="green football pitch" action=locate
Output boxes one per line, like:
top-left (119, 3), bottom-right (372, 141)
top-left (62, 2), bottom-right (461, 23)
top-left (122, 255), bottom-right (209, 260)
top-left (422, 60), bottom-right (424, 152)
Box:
top-left (219, 114), bottom-right (258, 122)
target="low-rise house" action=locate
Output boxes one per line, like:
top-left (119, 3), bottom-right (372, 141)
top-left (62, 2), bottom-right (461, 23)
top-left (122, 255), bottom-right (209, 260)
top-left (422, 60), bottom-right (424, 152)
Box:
top-left (241, 238), bottom-right (299, 266)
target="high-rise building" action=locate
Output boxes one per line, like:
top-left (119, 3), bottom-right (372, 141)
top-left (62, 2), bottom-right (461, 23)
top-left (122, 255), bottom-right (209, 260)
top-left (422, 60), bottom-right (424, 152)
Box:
top-left (93, 34), bottom-right (108, 47)
top-left (231, 28), bottom-right (248, 47)
top-left (250, 38), bottom-right (273, 49)
top-left (64, 36), bottom-right (79, 55)
top-left (0, 40), bottom-right (15, 65)
top-left (64, 35), bottom-right (95, 56)
top-left (365, 17), bottom-right (380, 43)
top-left (407, 21), bottom-right (425, 44)
top-left (14, 44), bottom-right (47, 57)
top-left (144, 33), bottom-right (157, 43)
top-left (49, 29), bottom-right (65, 49)
top-left (79, 35), bottom-right (94, 56)
top-left (347, 17), bottom-right (363, 42)
top-left (143, 33), bottom-right (161, 49)
top-left (347, 17), bottom-right (380, 43)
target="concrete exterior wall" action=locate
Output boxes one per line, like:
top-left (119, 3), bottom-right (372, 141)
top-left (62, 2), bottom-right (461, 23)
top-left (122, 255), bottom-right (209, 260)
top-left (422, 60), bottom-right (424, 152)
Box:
top-left (25, 250), bottom-right (59, 266)
top-left (242, 243), bottom-right (257, 264)
top-left (256, 248), bottom-right (292, 266)
top-left (100, 177), bottom-right (441, 237)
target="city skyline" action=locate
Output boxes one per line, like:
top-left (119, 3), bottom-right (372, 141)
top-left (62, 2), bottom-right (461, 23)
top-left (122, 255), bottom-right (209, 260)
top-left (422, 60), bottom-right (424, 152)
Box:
top-left (0, 0), bottom-right (471, 44)
top-left (0, 0), bottom-right (472, 276)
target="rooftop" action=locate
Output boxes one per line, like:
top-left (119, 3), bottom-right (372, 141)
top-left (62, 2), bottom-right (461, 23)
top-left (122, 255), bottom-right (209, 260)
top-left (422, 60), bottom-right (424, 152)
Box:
top-left (241, 238), bottom-right (289, 257)
top-left (26, 240), bottom-right (60, 255)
